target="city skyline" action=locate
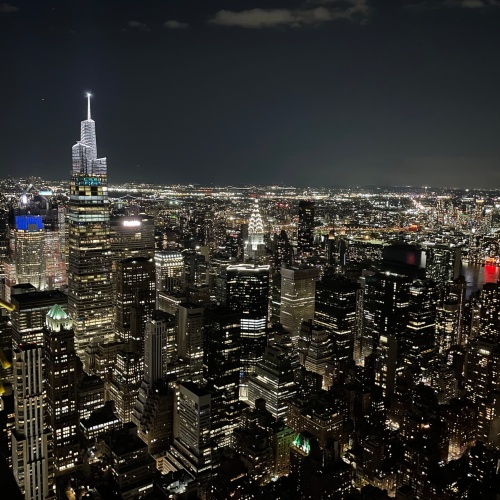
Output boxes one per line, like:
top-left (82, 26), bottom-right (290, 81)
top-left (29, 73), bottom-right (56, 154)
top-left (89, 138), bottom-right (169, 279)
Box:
top-left (2, 144), bottom-right (500, 497)
top-left (3, 2), bottom-right (500, 499)
top-left (2, 1), bottom-right (500, 188)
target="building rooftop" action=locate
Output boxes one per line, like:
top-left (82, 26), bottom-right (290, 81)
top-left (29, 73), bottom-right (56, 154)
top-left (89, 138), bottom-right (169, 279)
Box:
top-left (78, 374), bottom-right (104, 390)
top-left (10, 283), bottom-right (37, 294)
top-left (11, 289), bottom-right (67, 306)
top-left (81, 402), bottom-right (120, 429)
top-left (14, 343), bottom-right (41, 353)
top-left (180, 381), bottom-right (210, 398)
top-left (227, 264), bottom-right (270, 272)
top-left (119, 256), bottom-right (153, 265)
top-left (46, 303), bottom-right (68, 321)
top-left (108, 426), bottom-right (147, 457)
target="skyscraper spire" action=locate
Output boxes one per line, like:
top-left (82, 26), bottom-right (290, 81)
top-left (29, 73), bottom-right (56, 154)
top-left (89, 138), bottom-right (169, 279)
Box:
top-left (248, 199), bottom-right (264, 236)
top-left (245, 198), bottom-right (266, 262)
top-left (87, 92), bottom-right (92, 121)
top-left (72, 93), bottom-right (104, 175)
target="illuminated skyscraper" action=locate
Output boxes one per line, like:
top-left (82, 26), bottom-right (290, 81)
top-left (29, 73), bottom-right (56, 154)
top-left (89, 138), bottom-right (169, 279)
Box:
top-left (373, 333), bottom-right (398, 399)
top-left (4, 215), bottom-right (45, 301)
top-left (425, 244), bottom-right (461, 283)
top-left (402, 279), bottom-right (438, 366)
top-left (11, 344), bottom-right (54, 499)
top-left (67, 94), bottom-right (114, 360)
top-left (247, 344), bottom-right (297, 421)
top-left (362, 272), bottom-right (411, 361)
top-left (466, 337), bottom-right (500, 447)
top-left (245, 199), bottom-right (266, 262)
top-left (154, 250), bottom-right (186, 301)
top-left (110, 214), bottom-right (155, 263)
top-left (298, 321), bottom-right (333, 384)
top-left (4, 194), bottom-right (66, 301)
top-left (183, 249), bottom-right (209, 288)
top-left (10, 289), bottom-right (68, 347)
top-left (132, 312), bottom-right (176, 455)
top-left (143, 311), bottom-right (176, 385)
top-left (436, 297), bottom-right (460, 354)
top-left (471, 282), bottom-right (500, 340)
top-left (280, 266), bottom-right (319, 346)
top-left (109, 214), bottom-right (155, 306)
top-left (108, 350), bottom-right (143, 423)
top-left (115, 256), bottom-right (155, 345)
top-left (178, 303), bottom-right (205, 381)
top-left (226, 264), bottom-right (270, 380)
top-left (204, 307), bottom-right (241, 447)
top-left (43, 305), bottom-right (80, 475)
top-left (170, 382), bottom-right (213, 478)
top-left (314, 276), bottom-right (359, 365)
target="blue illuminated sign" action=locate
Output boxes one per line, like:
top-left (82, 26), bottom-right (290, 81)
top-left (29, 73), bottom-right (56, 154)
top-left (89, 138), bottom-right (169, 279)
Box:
top-left (75, 176), bottom-right (102, 187)
top-left (15, 216), bottom-right (44, 231)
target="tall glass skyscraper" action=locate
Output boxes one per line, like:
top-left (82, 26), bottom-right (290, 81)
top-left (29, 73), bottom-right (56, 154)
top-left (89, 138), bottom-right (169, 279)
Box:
top-left (4, 214), bottom-right (45, 301)
top-left (280, 266), bottom-right (319, 346)
top-left (297, 200), bottom-right (315, 259)
top-left (68, 95), bottom-right (114, 363)
top-left (226, 264), bottom-right (270, 380)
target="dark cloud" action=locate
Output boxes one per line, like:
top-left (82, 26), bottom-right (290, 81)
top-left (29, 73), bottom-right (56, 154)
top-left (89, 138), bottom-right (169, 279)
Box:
top-left (209, 1), bottom-right (369, 28)
top-left (127, 20), bottom-right (150, 31)
top-left (164, 20), bottom-right (189, 29)
top-left (446, 0), bottom-right (500, 7)
top-left (0, 2), bottom-right (18, 13)
top-left (406, 0), bottom-right (500, 9)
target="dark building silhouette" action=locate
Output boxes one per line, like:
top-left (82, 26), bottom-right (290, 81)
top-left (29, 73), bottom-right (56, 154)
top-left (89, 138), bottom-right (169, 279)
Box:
top-left (297, 200), bottom-right (315, 259)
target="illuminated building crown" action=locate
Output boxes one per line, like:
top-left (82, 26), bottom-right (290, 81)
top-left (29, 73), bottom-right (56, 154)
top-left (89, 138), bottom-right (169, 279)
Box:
top-left (249, 199), bottom-right (264, 235)
top-left (72, 93), bottom-right (107, 176)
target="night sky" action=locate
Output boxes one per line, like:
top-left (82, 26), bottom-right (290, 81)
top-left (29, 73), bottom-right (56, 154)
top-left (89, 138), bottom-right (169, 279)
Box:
top-left (1, 0), bottom-right (500, 188)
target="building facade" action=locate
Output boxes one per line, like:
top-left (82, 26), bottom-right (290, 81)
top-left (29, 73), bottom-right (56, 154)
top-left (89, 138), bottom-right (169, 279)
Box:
top-left (43, 305), bottom-right (80, 475)
top-left (67, 95), bottom-right (115, 358)
top-left (11, 344), bottom-right (54, 499)
top-left (280, 266), bottom-right (319, 346)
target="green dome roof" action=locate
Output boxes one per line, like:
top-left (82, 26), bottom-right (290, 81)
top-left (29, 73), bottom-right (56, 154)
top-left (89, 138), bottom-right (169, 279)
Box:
top-left (47, 304), bottom-right (68, 321)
